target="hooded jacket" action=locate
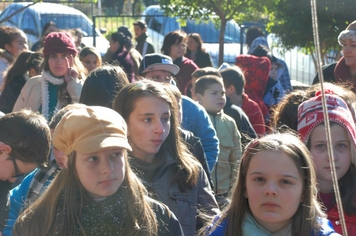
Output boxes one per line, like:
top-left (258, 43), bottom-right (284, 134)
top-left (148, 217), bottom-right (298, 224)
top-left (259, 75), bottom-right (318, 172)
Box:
top-left (235, 54), bottom-right (270, 121)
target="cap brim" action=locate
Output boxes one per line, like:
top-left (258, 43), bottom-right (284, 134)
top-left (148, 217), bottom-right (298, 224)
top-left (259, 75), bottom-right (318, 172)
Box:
top-left (75, 136), bottom-right (132, 155)
top-left (141, 63), bottom-right (180, 75)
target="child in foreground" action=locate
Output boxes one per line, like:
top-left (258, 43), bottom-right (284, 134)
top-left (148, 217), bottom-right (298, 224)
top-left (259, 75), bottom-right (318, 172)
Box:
top-left (12, 105), bottom-right (183, 235)
top-left (298, 90), bottom-right (356, 234)
top-left (203, 133), bottom-right (339, 236)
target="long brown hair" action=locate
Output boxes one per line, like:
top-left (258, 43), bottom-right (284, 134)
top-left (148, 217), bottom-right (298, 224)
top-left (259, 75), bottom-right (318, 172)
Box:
top-left (113, 80), bottom-right (200, 191)
top-left (13, 150), bottom-right (158, 236)
top-left (204, 133), bottom-right (325, 236)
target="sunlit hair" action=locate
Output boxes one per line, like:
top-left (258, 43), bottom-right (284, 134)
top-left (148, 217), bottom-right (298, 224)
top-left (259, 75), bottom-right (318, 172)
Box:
top-left (204, 133), bottom-right (325, 236)
top-left (161, 30), bottom-right (187, 56)
top-left (13, 150), bottom-right (158, 235)
top-left (113, 79), bottom-right (199, 191)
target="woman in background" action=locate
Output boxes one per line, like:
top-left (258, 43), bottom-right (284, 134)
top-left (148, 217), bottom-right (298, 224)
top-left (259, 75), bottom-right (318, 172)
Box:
top-left (185, 33), bottom-right (212, 68)
top-left (109, 32), bottom-right (135, 82)
top-left (161, 30), bottom-right (199, 94)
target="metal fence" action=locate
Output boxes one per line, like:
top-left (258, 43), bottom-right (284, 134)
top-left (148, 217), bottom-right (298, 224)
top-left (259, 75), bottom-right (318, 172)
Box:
top-left (0, 0), bottom-right (318, 85)
top-left (94, 14), bottom-right (318, 85)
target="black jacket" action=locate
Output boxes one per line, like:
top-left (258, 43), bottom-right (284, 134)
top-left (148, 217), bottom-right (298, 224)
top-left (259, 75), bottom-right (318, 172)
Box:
top-left (135, 32), bottom-right (155, 56)
top-left (185, 50), bottom-right (213, 68)
top-left (179, 127), bottom-right (214, 189)
top-left (0, 76), bottom-right (27, 113)
top-left (223, 98), bottom-right (257, 145)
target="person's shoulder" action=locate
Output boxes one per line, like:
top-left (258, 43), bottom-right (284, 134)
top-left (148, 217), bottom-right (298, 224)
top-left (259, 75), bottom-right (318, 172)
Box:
top-left (205, 215), bottom-right (227, 236)
top-left (182, 57), bottom-right (199, 67)
top-left (314, 217), bottom-right (341, 236)
top-left (22, 75), bottom-right (42, 89)
top-left (221, 112), bottom-right (235, 123)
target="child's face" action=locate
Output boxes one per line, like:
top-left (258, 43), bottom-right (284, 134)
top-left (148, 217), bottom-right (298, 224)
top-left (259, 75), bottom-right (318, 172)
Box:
top-left (245, 150), bottom-right (303, 233)
top-left (127, 96), bottom-right (171, 163)
top-left (75, 147), bottom-right (126, 199)
top-left (197, 83), bottom-right (226, 113)
top-left (48, 53), bottom-right (70, 77)
top-left (82, 54), bottom-right (99, 72)
top-left (109, 37), bottom-right (120, 53)
top-left (5, 33), bottom-right (28, 57)
top-left (309, 123), bottom-right (351, 192)
top-left (270, 64), bottom-right (279, 80)
top-left (0, 151), bottom-right (37, 183)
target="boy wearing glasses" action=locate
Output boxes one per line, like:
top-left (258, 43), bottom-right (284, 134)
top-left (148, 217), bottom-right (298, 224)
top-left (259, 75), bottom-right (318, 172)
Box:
top-left (0, 110), bottom-right (51, 231)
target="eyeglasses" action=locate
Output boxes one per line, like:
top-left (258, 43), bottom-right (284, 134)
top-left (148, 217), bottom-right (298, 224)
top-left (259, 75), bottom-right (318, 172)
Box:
top-left (11, 156), bottom-right (23, 178)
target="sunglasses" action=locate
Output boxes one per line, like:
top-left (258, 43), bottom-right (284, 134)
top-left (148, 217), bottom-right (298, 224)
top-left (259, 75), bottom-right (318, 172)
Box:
top-left (11, 156), bottom-right (23, 178)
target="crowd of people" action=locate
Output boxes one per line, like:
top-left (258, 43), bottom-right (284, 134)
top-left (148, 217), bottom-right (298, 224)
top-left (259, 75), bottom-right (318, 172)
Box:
top-left (0, 16), bottom-right (355, 236)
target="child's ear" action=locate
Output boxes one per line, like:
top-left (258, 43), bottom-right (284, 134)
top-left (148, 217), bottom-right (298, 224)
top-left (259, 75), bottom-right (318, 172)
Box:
top-left (0, 143), bottom-right (12, 155)
top-left (62, 155), bottom-right (69, 169)
top-left (195, 93), bottom-right (203, 104)
top-left (4, 44), bottom-right (12, 53)
top-left (244, 190), bottom-right (248, 198)
top-left (226, 85), bottom-right (235, 95)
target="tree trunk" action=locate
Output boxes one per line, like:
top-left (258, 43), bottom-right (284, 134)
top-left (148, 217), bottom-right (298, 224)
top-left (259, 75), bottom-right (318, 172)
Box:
top-left (218, 18), bottom-right (227, 67)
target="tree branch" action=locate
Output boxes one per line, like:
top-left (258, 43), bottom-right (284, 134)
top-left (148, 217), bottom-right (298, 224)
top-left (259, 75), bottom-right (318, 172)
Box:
top-left (0, 2), bottom-right (38, 25)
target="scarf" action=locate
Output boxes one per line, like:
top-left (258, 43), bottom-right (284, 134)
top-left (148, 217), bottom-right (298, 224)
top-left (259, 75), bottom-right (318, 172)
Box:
top-left (54, 188), bottom-right (128, 235)
top-left (41, 71), bottom-right (64, 120)
top-left (76, 188), bottom-right (128, 235)
top-left (242, 213), bottom-right (292, 236)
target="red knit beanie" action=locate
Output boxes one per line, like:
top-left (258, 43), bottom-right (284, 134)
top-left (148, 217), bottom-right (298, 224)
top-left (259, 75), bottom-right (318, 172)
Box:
top-left (43, 32), bottom-right (77, 57)
top-left (297, 90), bottom-right (356, 165)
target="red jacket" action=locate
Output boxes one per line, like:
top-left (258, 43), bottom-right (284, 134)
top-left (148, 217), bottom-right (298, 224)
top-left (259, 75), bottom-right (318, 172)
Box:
top-left (321, 192), bottom-right (356, 235)
top-left (174, 57), bottom-right (199, 94)
top-left (327, 204), bottom-right (356, 235)
top-left (235, 55), bottom-right (270, 121)
top-left (335, 57), bottom-right (356, 93)
top-left (241, 93), bottom-right (266, 137)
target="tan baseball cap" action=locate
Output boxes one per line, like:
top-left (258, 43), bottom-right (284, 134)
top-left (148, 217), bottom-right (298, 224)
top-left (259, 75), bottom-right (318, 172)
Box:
top-left (53, 105), bottom-right (131, 155)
